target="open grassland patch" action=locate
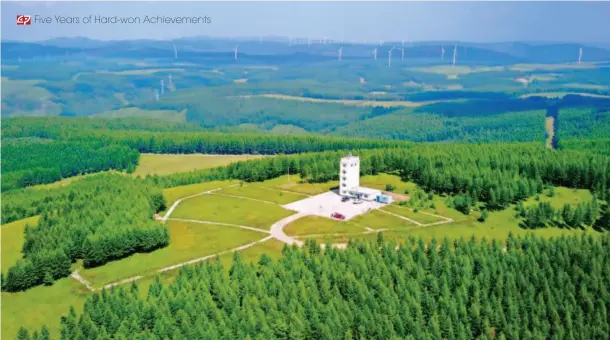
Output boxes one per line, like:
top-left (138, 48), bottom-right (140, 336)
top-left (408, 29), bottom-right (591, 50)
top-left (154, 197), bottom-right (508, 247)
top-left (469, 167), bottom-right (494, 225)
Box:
top-left (523, 187), bottom-right (595, 209)
top-left (102, 68), bottom-right (185, 75)
top-left (260, 175), bottom-right (338, 195)
top-left (520, 92), bottom-right (610, 99)
top-left (409, 65), bottom-right (504, 78)
top-left (79, 220), bottom-right (266, 287)
top-left (1, 216), bottom-right (40, 273)
top-left (219, 185), bottom-right (306, 204)
top-left (218, 238), bottom-right (286, 269)
top-left (360, 173), bottom-right (418, 194)
top-left (172, 194), bottom-right (294, 230)
top-left (382, 205), bottom-right (447, 224)
top-left (1, 277), bottom-right (88, 340)
top-left (284, 216), bottom-right (367, 236)
top-left (133, 154), bottom-right (266, 177)
top-left (162, 180), bottom-right (241, 211)
top-left (509, 63), bottom-right (597, 72)
top-left (350, 209), bottom-right (418, 230)
top-left (240, 94), bottom-right (428, 108)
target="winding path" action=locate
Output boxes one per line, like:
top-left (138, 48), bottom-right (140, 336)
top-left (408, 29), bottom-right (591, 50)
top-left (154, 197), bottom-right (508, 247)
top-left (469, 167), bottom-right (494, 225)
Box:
top-left (71, 184), bottom-right (456, 291)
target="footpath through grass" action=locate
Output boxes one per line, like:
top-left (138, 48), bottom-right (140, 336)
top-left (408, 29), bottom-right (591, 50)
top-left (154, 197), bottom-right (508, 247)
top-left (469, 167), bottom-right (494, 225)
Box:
top-left (219, 185), bottom-right (306, 204)
top-left (79, 220), bottom-right (266, 287)
top-left (172, 194), bottom-right (295, 230)
top-left (382, 205), bottom-right (447, 224)
top-left (161, 180), bottom-right (240, 212)
top-left (284, 216), bottom-right (367, 236)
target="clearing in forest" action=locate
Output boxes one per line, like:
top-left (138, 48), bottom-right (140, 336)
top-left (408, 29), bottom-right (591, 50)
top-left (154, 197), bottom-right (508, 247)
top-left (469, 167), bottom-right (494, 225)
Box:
top-left (241, 94), bottom-right (429, 108)
top-left (218, 185), bottom-right (306, 205)
top-left (382, 205), bottom-right (448, 225)
top-left (133, 153), bottom-right (266, 177)
top-left (78, 220), bottom-right (266, 287)
top-left (519, 92), bottom-right (610, 99)
top-left (171, 193), bottom-right (295, 230)
top-left (284, 216), bottom-right (367, 236)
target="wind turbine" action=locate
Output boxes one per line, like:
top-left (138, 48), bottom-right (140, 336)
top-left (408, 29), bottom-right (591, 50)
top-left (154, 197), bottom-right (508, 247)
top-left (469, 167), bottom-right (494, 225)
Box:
top-left (373, 48), bottom-right (377, 61)
top-left (402, 40), bottom-right (405, 46)
top-left (234, 45), bottom-right (239, 61)
top-left (401, 47), bottom-right (405, 61)
top-left (168, 74), bottom-right (173, 91)
top-left (173, 44), bottom-right (178, 59)
top-left (441, 44), bottom-right (445, 59)
top-left (452, 44), bottom-right (457, 67)
top-left (338, 46), bottom-right (343, 62)
top-left (578, 47), bottom-right (583, 64)
top-left (388, 47), bottom-right (396, 67)
top-left (160, 79), bottom-right (165, 95)
top-left (154, 89), bottom-right (159, 101)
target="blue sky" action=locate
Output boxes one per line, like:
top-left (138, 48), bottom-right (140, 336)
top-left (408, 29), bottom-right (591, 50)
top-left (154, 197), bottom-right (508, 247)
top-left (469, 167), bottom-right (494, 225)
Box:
top-left (2, 1), bottom-right (610, 43)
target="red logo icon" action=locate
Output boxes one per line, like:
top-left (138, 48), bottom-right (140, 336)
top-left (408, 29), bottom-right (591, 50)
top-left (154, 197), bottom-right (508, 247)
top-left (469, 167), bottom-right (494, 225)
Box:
top-left (17, 15), bottom-right (31, 25)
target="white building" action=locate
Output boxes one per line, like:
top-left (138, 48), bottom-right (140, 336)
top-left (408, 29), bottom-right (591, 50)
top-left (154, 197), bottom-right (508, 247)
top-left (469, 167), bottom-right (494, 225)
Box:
top-left (339, 153), bottom-right (381, 201)
top-left (340, 153), bottom-right (360, 196)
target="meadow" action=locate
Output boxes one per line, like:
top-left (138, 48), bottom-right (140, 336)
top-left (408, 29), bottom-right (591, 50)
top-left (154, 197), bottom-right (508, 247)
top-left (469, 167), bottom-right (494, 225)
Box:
top-left (133, 153), bottom-right (266, 177)
top-left (78, 220), bottom-right (266, 287)
top-left (171, 193), bottom-right (295, 230)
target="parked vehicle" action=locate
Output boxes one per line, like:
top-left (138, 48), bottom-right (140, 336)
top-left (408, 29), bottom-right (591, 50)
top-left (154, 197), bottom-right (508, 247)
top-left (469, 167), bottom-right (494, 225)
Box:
top-left (331, 212), bottom-right (346, 220)
top-left (341, 196), bottom-right (350, 202)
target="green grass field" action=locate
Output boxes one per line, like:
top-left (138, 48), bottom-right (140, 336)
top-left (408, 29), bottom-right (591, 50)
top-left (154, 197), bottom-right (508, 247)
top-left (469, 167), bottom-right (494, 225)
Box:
top-left (219, 185), bottom-right (307, 204)
top-left (284, 216), bottom-right (367, 236)
top-left (520, 92), bottom-right (610, 99)
top-left (1, 277), bottom-right (89, 340)
top-left (509, 63), bottom-right (597, 72)
top-left (244, 94), bottom-right (429, 108)
top-left (162, 180), bottom-right (240, 211)
top-left (79, 220), bottom-right (266, 287)
top-left (1, 216), bottom-right (40, 274)
top-left (360, 173), bottom-right (417, 196)
top-left (260, 175), bottom-right (338, 195)
top-left (382, 205), bottom-right (447, 224)
top-left (523, 187), bottom-right (594, 209)
top-left (133, 153), bottom-right (266, 177)
top-left (172, 194), bottom-right (294, 229)
top-left (218, 238), bottom-right (286, 269)
top-left (351, 209), bottom-right (419, 230)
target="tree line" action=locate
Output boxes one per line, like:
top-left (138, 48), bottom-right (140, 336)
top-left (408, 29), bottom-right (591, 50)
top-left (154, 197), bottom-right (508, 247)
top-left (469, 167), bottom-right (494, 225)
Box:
top-left (519, 199), bottom-right (605, 230)
top-left (2, 140), bottom-right (139, 190)
top-left (2, 175), bottom-right (168, 292)
top-left (21, 233), bottom-right (610, 339)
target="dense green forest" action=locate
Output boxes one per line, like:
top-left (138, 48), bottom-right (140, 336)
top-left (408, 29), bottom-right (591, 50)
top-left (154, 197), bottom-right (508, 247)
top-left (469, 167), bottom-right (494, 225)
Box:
top-left (2, 175), bottom-right (168, 292)
top-left (1, 140), bottom-right (139, 190)
top-left (3, 117), bottom-right (411, 155)
top-left (4, 142), bottom-right (608, 228)
top-left (22, 234), bottom-right (610, 339)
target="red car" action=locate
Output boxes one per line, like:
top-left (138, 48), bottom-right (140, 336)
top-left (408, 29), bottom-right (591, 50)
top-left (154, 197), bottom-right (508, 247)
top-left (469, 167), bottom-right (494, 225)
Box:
top-left (331, 212), bottom-right (346, 220)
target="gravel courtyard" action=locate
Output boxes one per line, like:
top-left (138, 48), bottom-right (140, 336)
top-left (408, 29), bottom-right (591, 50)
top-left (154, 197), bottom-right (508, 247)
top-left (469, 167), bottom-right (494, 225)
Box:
top-left (282, 191), bottom-right (385, 220)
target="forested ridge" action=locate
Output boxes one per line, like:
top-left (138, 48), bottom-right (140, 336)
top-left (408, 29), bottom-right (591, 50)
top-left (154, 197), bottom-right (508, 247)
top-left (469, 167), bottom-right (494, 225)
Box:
top-left (2, 141), bottom-right (139, 190)
top-left (3, 117), bottom-right (411, 155)
top-left (2, 175), bottom-right (168, 292)
top-left (21, 234), bottom-right (610, 339)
